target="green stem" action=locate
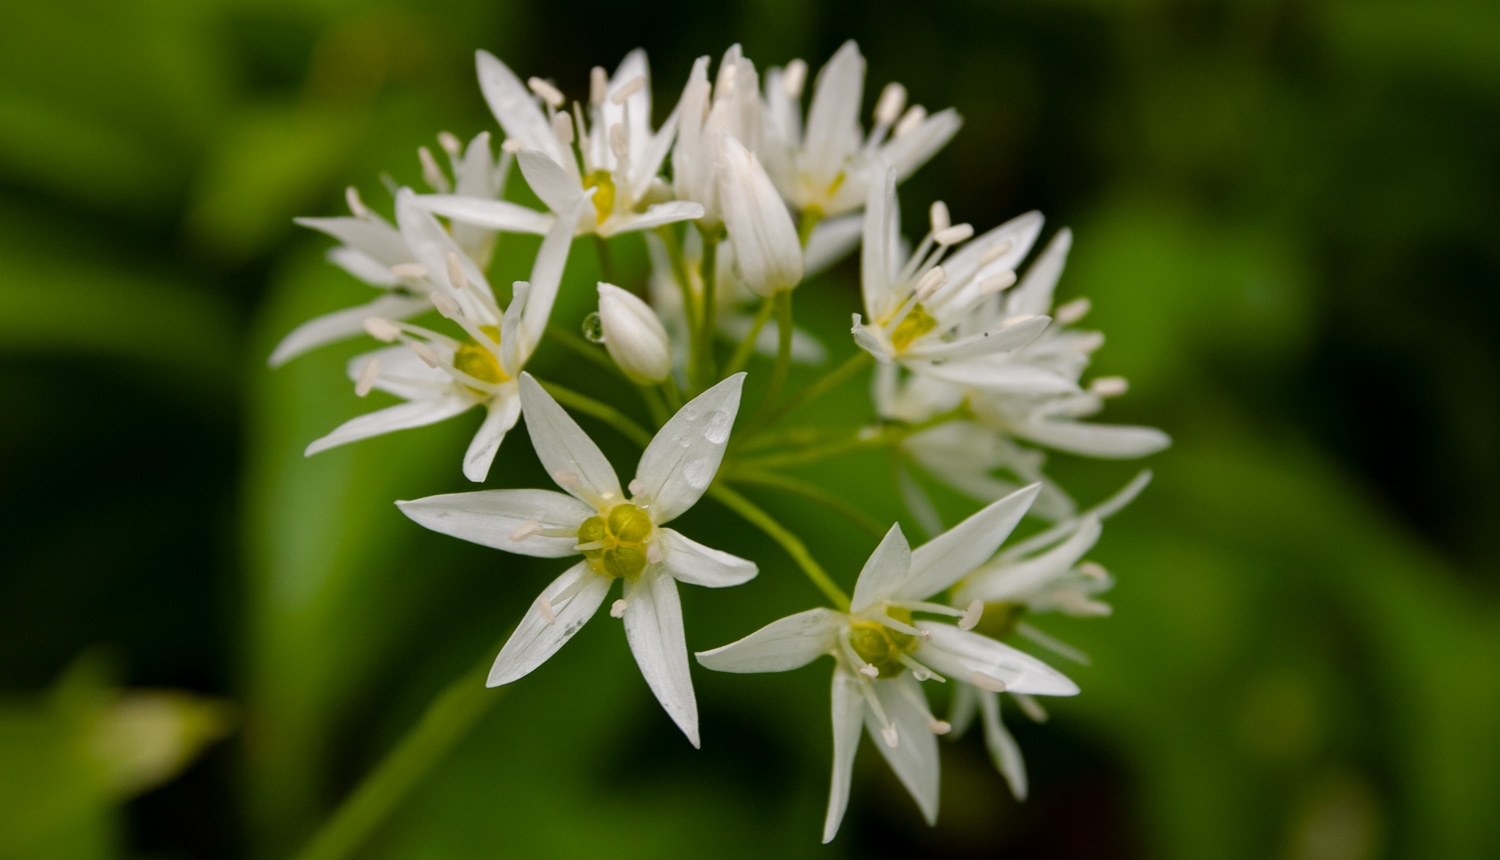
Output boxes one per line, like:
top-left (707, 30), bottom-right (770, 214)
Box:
top-left (694, 229), bottom-right (721, 393)
top-left (749, 289), bottom-right (794, 428)
top-left (290, 648), bottom-right (501, 860)
top-left (656, 225), bottom-right (700, 371)
top-left (708, 484), bottom-right (850, 611)
top-left (734, 408), bottom-right (967, 472)
top-left (546, 325), bottom-right (629, 382)
top-left (539, 381), bottom-right (654, 448)
top-left (722, 297), bottom-right (775, 378)
top-left (593, 235), bottom-right (619, 287)
top-left (660, 379), bottom-right (683, 412)
top-left (753, 350), bottom-right (873, 431)
top-left (725, 469), bottom-right (887, 538)
top-left (639, 384), bottom-right (670, 427)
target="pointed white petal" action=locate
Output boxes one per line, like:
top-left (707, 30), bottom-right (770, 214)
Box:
top-left (304, 395), bottom-right (472, 456)
top-left (516, 149), bottom-right (585, 216)
top-left (867, 674), bottom-right (940, 825)
top-left (268, 293), bottom-right (430, 367)
top-left (395, 190), bottom-right (494, 313)
top-left (913, 359), bottom-right (1079, 394)
top-left (718, 135), bottom-right (803, 296)
top-left (803, 41), bottom-right (865, 183)
top-left (1006, 228), bottom-right (1072, 319)
top-left (915, 623), bottom-right (1079, 697)
top-left (327, 247), bottom-right (400, 286)
top-left (804, 213), bottom-right (863, 280)
top-left (695, 608), bottom-right (841, 673)
top-left (488, 562), bottom-right (611, 685)
top-left (623, 568), bottom-right (699, 747)
top-left (412, 195), bottom-right (554, 235)
top-left (849, 524), bottom-right (913, 613)
top-left (633, 373), bottom-right (744, 524)
top-left (597, 200), bottom-right (704, 237)
top-left (346, 345), bottom-right (449, 400)
top-left (657, 528), bottom-right (757, 588)
top-left (900, 315), bottom-right (1050, 362)
top-left (1014, 420), bottom-right (1172, 459)
top-left (978, 691), bottom-right (1028, 800)
top-left (476, 50), bottom-right (564, 163)
top-left (397, 487), bottom-right (592, 557)
top-left (823, 667), bottom-right (865, 843)
top-left (463, 386), bottom-right (522, 482)
top-left (860, 169), bottom-right (898, 318)
top-left (948, 682), bottom-right (978, 737)
top-left (958, 515), bottom-right (1102, 605)
top-left (902, 484), bottom-right (1040, 601)
top-left (294, 216), bottom-right (411, 268)
top-left (521, 195), bottom-right (589, 350)
top-left (517, 373), bottom-right (623, 505)
top-left (939, 210), bottom-right (1044, 289)
top-left (881, 108), bottom-right (962, 184)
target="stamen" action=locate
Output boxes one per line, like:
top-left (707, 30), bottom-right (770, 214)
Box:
top-left (445, 253), bottom-right (469, 291)
top-left (363, 317), bottom-right (401, 342)
top-left (390, 263), bottom-right (428, 280)
top-left (959, 599), bottom-right (984, 631)
top-left (934, 224), bottom-right (974, 246)
top-left (875, 613), bottom-right (927, 640)
top-left (1001, 314), bottom-right (1038, 328)
top-left (429, 290), bottom-right (461, 320)
top-left (782, 59), bottom-right (807, 98)
top-left (646, 543), bottom-right (662, 565)
top-left (978, 272), bottom-right (1017, 295)
top-left (927, 719), bottom-right (952, 735)
top-left (610, 598), bottom-right (627, 618)
top-left (528, 77), bottom-right (565, 108)
top-left (970, 671), bottom-right (1009, 693)
top-left (914, 266), bottom-right (948, 302)
top-left (590, 67), bottom-right (608, 105)
top-left (552, 470), bottom-right (581, 488)
top-left (345, 186), bottom-right (369, 218)
top-left (1078, 561), bottom-right (1109, 580)
top-left (354, 358), bottom-right (381, 397)
top-left (537, 595), bottom-right (557, 625)
top-left (929, 201), bottom-right (950, 233)
top-left (1014, 693), bottom-right (1049, 723)
top-left (437, 131), bottom-right (463, 158)
top-left (508, 517), bottom-right (542, 542)
top-left (551, 112), bottom-right (575, 147)
top-left (610, 75), bottom-right (645, 105)
top-left (609, 123), bottom-right (628, 160)
top-left (1090, 376), bottom-right (1128, 398)
top-left (859, 664), bottom-right (879, 679)
top-left (874, 82), bottom-right (907, 126)
top-left (894, 104), bottom-right (927, 137)
top-left (418, 146), bottom-right (450, 193)
top-left (1054, 297), bottom-right (1091, 325)
top-left (628, 478), bottom-right (645, 496)
top-left (881, 724), bottom-right (900, 748)
top-left (574, 540), bottom-right (607, 552)
top-left (896, 653), bottom-right (945, 682)
top-left (501, 138), bottom-right (525, 155)
top-left (888, 600), bottom-right (965, 618)
top-left (979, 240), bottom-right (1015, 267)
top-left (407, 341), bottom-right (441, 369)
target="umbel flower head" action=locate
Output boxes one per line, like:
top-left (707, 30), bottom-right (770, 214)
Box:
top-left (399, 373), bottom-right (755, 747)
top-left (697, 484), bottom-right (1078, 841)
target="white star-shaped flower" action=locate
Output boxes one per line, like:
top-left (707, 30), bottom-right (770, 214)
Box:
top-left (398, 372), bottom-right (756, 747)
top-left (696, 484), bottom-right (1077, 842)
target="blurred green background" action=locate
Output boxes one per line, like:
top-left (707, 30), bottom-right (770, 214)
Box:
top-left (2, 0), bottom-right (1498, 858)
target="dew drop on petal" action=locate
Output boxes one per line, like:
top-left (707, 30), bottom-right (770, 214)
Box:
top-left (683, 457), bottom-right (715, 489)
top-left (703, 410), bottom-right (732, 444)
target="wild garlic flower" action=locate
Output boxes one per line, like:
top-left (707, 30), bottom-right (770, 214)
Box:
top-left (672, 45), bottom-right (762, 228)
top-left (757, 41), bottom-right (962, 225)
top-left (447, 49), bottom-right (701, 238)
top-left (596, 282), bottom-right (672, 384)
top-left (717, 134), bottom-right (804, 296)
top-left (303, 191), bottom-right (587, 481)
top-left (697, 485), bottom-right (1078, 842)
top-left (399, 373), bottom-right (754, 746)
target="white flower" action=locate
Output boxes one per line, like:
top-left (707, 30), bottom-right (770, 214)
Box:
top-left (757, 41), bottom-right (962, 221)
top-left (452, 49), bottom-right (702, 238)
top-left (696, 485), bottom-right (1078, 842)
top-left (302, 190), bottom-right (587, 481)
top-left (672, 46), bottom-right (761, 227)
top-left (398, 373), bottom-right (755, 747)
top-left (597, 282), bottom-right (672, 383)
top-left (717, 134), bottom-right (804, 296)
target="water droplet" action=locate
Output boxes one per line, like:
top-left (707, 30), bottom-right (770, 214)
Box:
top-left (680, 406), bottom-right (700, 422)
top-left (582, 312), bottom-right (604, 343)
top-left (703, 410), bottom-right (732, 444)
top-left (683, 457), bottom-right (714, 489)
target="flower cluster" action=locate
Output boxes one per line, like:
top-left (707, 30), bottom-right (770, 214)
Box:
top-left (272, 40), bottom-right (1167, 842)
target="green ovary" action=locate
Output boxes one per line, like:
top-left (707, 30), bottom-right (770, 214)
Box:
top-left (848, 608), bottom-right (919, 678)
top-left (973, 602), bottom-right (1027, 640)
top-left (583, 170), bottom-right (616, 225)
top-left (889, 303), bottom-right (938, 353)
top-left (577, 503), bottom-right (655, 580)
top-left (452, 325), bottom-right (508, 394)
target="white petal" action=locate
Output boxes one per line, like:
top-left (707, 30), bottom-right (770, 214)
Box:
top-left (396, 487), bottom-right (592, 557)
top-left (957, 515), bottom-right (1102, 605)
top-left (695, 608), bottom-right (841, 674)
top-left (947, 682), bottom-right (978, 737)
top-left (860, 168), bottom-right (898, 318)
top-left (1014, 420), bottom-right (1172, 459)
top-left (294, 216), bottom-right (411, 268)
top-left (823, 667), bottom-right (865, 843)
top-left (867, 674), bottom-right (940, 826)
top-left (327, 247), bottom-right (400, 286)
top-left (657, 528), bottom-right (757, 588)
top-left (488, 562), bottom-right (611, 686)
top-left (412, 195), bottom-right (554, 235)
top-left (901, 315), bottom-right (1050, 362)
top-left (881, 108), bottom-right (962, 183)
top-left (633, 372), bottom-right (744, 523)
top-left (476, 50), bottom-right (564, 164)
top-left (597, 200), bottom-right (704, 237)
top-left (913, 360), bottom-right (1079, 394)
top-left (849, 524), bottom-right (913, 613)
top-left (463, 385), bottom-right (522, 482)
top-left (902, 484), bottom-right (1040, 600)
top-left (978, 690), bottom-right (1028, 800)
top-left (395, 190), bottom-right (494, 316)
top-left (304, 395), bottom-right (472, 456)
top-left (804, 213), bottom-right (863, 280)
top-left (940, 210), bottom-right (1043, 289)
top-left (347, 345), bottom-right (449, 401)
top-left (803, 41), bottom-right (865, 184)
top-left (517, 373), bottom-right (623, 505)
top-left (268, 293), bottom-right (430, 367)
top-left (521, 195), bottom-right (590, 351)
top-left (516, 149), bottom-right (585, 215)
top-left (1006, 228), bottom-right (1072, 319)
top-left (623, 568), bottom-right (699, 747)
top-left (915, 623), bottom-right (1079, 697)
top-left (718, 136), bottom-right (803, 296)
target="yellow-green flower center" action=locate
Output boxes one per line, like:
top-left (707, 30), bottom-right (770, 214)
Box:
top-left (576, 502), bottom-right (655, 580)
top-left (888, 303), bottom-right (938, 352)
top-left (583, 170), bottom-right (615, 226)
top-left (452, 325), bottom-right (508, 394)
top-left (848, 608), bottom-right (919, 678)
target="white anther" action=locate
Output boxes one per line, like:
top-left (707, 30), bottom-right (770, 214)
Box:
top-left (408, 341), bottom-right (441, 368)
top-left (610, 75), bottom-right (645, 105)
top-left (628, 478), bottom-right (646, 496)
top-left (509, 518), bottom-right (542, 542)
top-left (345, 186), bottom-right (369, 218)
top-left (859, 664), bottom-right (880, 679)
top-left (418, 146), bottom-right (448, 192)
top-left (590, 67), bottom-right (608, 105)
top-left (552, 469), bottom-right (580, 488)
top-left (527, 77), bottom-right (565, 108)
top-left (959, 599), bottom-right (984, 631)
top-left (610, 599), bottom-right (628, 618)
top-left (1078, 560), bottom-right (1109, 580)
top-left (928, 201), bottom-right (951, 233)
top-left (429, 290), bottom-right (461, 320)
top-left (501, 138), bottom-right (525, 154)
top-left (537, 595), bottom-right (557, 625)
top-left (927, 719), bottom-right (952, 735)
top-left (437, 131), bottom-right (462, 158)
top-left (646, 543), bottom-right (662, 564)
top-left (390, 262), bottom-right (427, 280)
top-left (363, 317), bottom-right (401, 342)
top-left (1001, 313), bottom-right (1038, 328)
top-left (609, 123), bottom-right (628, 160)
top-left (782, 59), bottom-right (807, 98)
top-left (445, 253), bottom-right (469, 291)
top-left (875, 82), bottom-right (907, 126)
top-left (914, 266), bottom-right (948, 301)
top-left (894, 104), bottom-right (927, 138)
top-left (354, 358), bottom-right (381, 397)
top-left (1090, 376), bottom-right (1129, 398)
top-left (978, 272), bottom-right (1018, 296)
top-left (970, 671), bottom-right (1009, 693)
top-left (880, 724), bottom-right (900, 748)
top-left (935, 224), bottom-right (974, 246)
top-left (551, 112), bottom-right (575, 146)
top-left (1054, 296), bottom-right (1092, 326)
top-left (979, 240), bottom-right (1015, 267)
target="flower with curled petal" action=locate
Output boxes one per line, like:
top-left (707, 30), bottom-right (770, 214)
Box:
top-left (398, 372), bottom-right (755, 747)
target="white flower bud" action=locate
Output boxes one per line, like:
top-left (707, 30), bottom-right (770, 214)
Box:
top-left (597, 283), bottom-right (672, 383)
top-left (717, 134), bottom-right (803, 296)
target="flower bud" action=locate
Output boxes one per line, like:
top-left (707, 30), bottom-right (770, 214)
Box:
top-left (717, 134), bottom-right (803, 296)
top-left (597, 283), bottom-right (672, 383)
